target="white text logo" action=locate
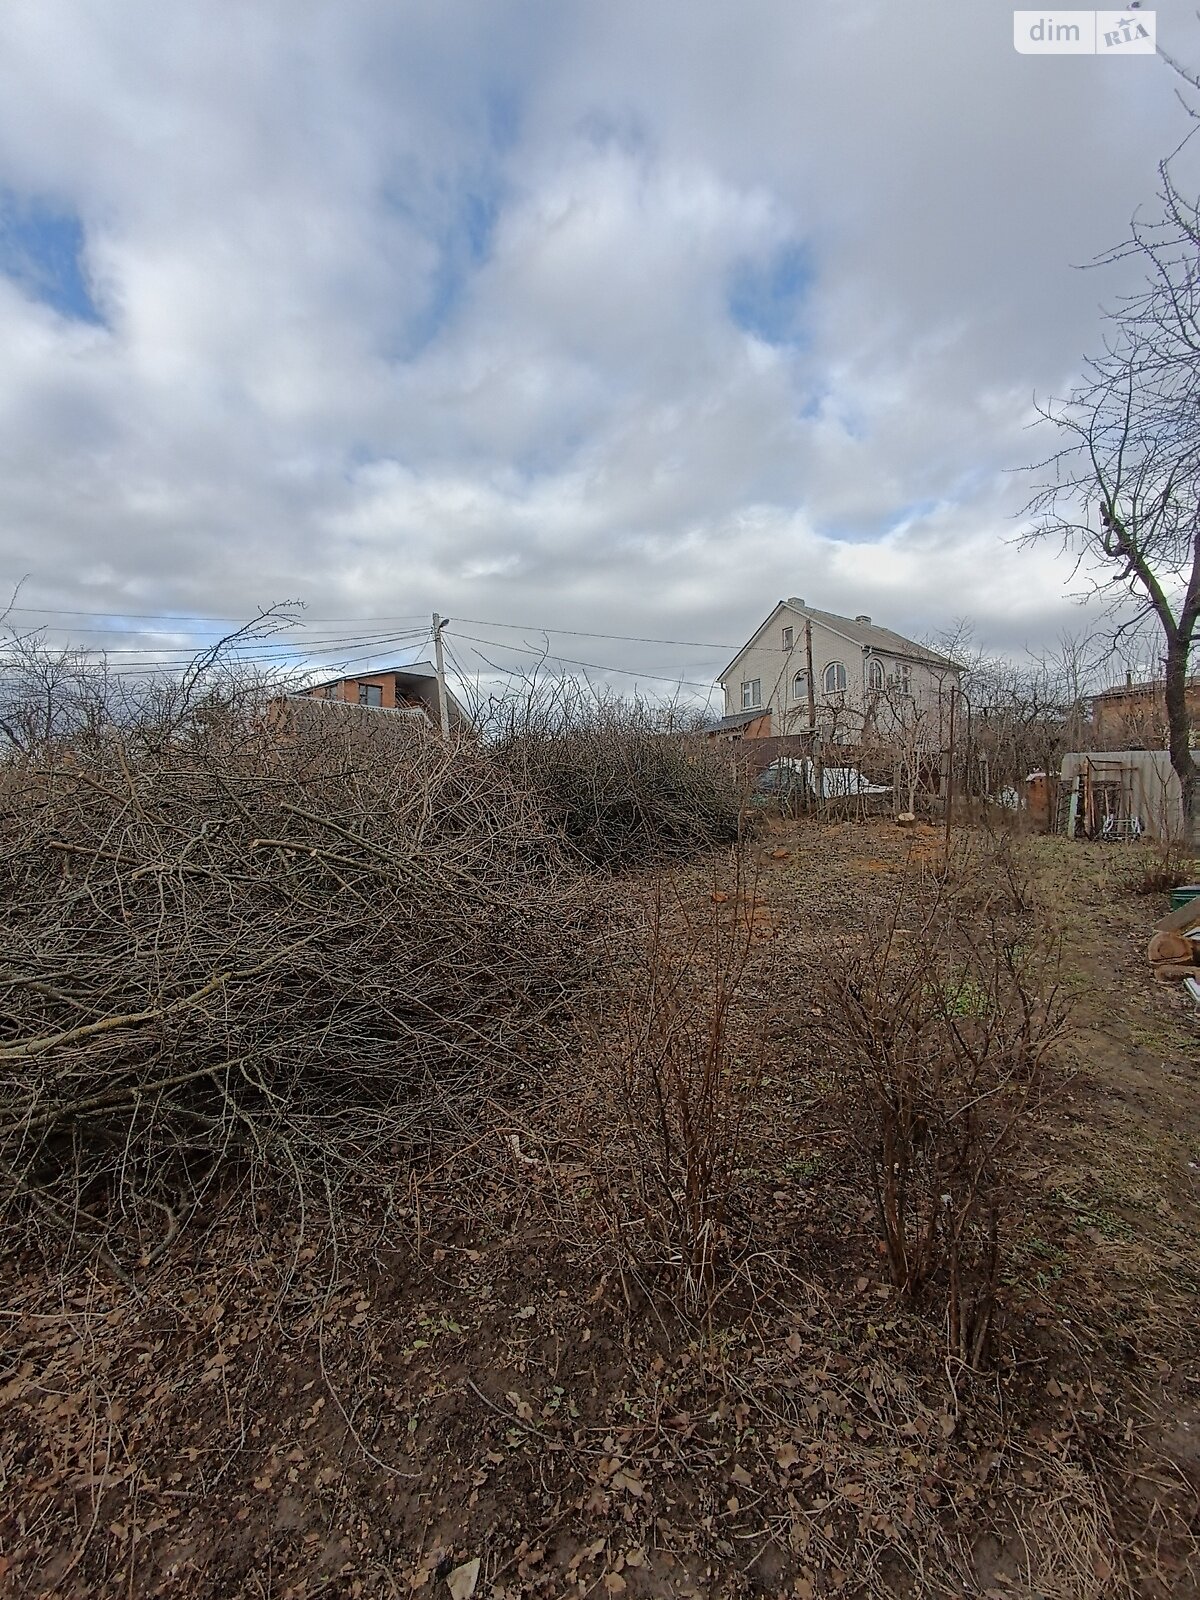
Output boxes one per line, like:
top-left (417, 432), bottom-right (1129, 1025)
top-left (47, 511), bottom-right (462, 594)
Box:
top-left (1014, 11), bottom-right (1156, 54)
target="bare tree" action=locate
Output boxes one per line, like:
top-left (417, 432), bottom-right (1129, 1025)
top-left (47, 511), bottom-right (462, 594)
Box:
top-left (862, 678), bottom-right (935, 815)
top-left (1026, 110), bottom-right (1200, 834)
top-left (959, 633), bottom-right (1100, 803)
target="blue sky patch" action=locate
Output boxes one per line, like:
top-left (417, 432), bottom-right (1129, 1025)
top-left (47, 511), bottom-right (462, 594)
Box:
top-left (728, 241), bottom-right (812, 346)
top-left (0, 192), bottom-right (103, 325)
top-left (402, 181), bottom-right (502, 356)
top-left (484, 83), bottom-right (521, 153)
top-left (889, 497), bottom-right (940, 532)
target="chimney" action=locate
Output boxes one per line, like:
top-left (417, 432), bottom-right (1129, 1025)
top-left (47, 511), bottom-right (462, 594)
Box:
top-left (855, 614), bottom-right (871, 625)
top-left (787, 597), bottom-right (805, 608)
top-left (1125, 670), bottom-right (1133, 688)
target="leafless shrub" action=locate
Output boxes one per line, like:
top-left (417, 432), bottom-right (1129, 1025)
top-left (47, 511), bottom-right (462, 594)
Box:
top-left (581, 858), bottom-right (766, 1313)
top-left (0, 680), bottom-right (598, 1270)
top-left (0, 604), bottom-right (304, 758)
top-left (484, 675), bottom-right (744, 870)
top-left (1119, 839), bottom-right (1196, 896)
top-left (814, 840), bottom-right (1068, 1367)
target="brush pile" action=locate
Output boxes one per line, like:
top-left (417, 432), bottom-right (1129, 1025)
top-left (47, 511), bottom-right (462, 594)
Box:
top-left (488, 679), bottom-right (743, 870)
top-left (0, 696), bottom-right (594, 1250)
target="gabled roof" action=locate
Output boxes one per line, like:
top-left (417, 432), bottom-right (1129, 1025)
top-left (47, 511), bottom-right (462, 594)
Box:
top-left (794, 605), bottom-right (959, 669)
top-left (719, 600), bottom-right (960, 681)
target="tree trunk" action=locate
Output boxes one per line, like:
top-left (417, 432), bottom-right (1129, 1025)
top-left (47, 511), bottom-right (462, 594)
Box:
top-left (1163, 636), bottom-right (1196, 842)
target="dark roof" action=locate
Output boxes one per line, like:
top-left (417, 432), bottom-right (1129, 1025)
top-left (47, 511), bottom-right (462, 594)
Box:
top-left (706, 707), bottom-right (772, 733)
top-left (1092, 675), bottom-right (1200, 702)
top-left (719, 600), bottom-right (961, 681)
top-left (785, 603), bottom-right (960, 669)
top-left (305, 660), bottom-right (439, 693)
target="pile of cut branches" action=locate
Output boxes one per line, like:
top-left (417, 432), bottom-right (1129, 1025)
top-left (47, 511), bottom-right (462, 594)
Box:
top-left (0, 694), bottom-right (595, 1259)
top-left (486, 677), bottom-right (743, 870)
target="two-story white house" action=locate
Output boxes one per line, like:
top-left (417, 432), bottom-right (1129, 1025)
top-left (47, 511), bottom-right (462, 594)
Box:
top-left (715, 598), bottom-right (962, 746)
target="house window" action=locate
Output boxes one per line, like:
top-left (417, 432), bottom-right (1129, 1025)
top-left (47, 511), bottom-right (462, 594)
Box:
top-left (823, 661), bottom-right (847, 694)
top-left (867, 658), bottom-right (885, 692)
top-left (792, 670), bottom-right (808, 701)
top-left (741, 678), bottom-right (762, 710)
top-left (781, 625), bottom-right (794, 651)
top-left (358, 682), bottom-right (383, 708)
top-left (900, 664), bottom-right (912, 695)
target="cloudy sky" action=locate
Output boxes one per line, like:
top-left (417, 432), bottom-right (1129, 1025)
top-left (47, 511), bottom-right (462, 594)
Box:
top-left (0, 1), bottom-right (1194, 707)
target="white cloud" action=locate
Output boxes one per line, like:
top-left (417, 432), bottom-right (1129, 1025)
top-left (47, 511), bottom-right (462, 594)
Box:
top-left (0, 0), bottom-right (1191, 695)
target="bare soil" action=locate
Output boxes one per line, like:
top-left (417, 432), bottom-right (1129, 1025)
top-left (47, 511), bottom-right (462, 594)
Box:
top-left (1, 821), bottom-right (1197, 1599)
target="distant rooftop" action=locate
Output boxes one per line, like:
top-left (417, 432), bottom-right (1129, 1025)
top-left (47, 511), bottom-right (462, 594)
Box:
top-left (1092, 675), bottom-right (1200, 701)
top-left (704, 707), bottom-right (772, 733)
top-left (304, 660), bottom-right (439, 694)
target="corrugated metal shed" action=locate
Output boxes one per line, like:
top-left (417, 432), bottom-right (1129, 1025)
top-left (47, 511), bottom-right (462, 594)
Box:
top-left (1060, 750), bottom-right (1197, 844)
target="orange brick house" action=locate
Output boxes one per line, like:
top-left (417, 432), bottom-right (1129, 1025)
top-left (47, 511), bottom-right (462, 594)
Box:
top-left (1090, 674), bottom-right (1199, 749)
top-left (298, 662), bottom-right (469, 732)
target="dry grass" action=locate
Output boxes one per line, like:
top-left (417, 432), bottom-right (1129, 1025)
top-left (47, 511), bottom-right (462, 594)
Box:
top-left (1119, 839), bottom-right (1198, 897)
top-left (1, 683), bottom-right (1196, 1600)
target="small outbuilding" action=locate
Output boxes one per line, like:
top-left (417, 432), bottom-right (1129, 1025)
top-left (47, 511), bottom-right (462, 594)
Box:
top-left (1059, 750), bottom-right (1196, 844)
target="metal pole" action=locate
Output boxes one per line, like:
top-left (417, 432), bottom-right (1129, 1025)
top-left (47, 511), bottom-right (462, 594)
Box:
top-left (432, 613), bottom-right (451, 738)
top-left (804, 618), bottom-right (816, 734)
top-left (944, 683), bottom-right (957, 860)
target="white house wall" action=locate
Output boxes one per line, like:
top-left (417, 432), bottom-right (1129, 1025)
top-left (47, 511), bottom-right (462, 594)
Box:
top-left (720, 606), bottom-right (958, 742)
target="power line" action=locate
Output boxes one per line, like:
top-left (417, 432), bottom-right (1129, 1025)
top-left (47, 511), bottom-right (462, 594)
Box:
top-left (440, 636), bottom-right (475, 694)
top-left (453, 616), bottom-right (735, 649)
top-left (1, 627), bottom-right (433, 661)
top-left (3, 604), bottom-right (728, 693)
top-left (5, 605), bottom-right (735, 650)
top-left (5, 632), bottom-right (436, 683)
top-left (452, 629), bottom-right (720, 693)
top-left (3, 605), bottom-right (429, 626)
top-left (274, 634), bottom-right (435, 680)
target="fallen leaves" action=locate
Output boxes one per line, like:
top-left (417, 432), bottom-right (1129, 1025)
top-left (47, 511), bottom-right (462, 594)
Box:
top-left (445, 1557), bottom-right (480, 1599)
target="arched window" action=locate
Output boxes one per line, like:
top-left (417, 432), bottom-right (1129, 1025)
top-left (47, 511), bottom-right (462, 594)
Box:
top-left (823, 661), bottom-right (847, 694)
top-left (867, 658), bottom-right (885, 692)
top-left (792, 669), bottom-right (808, 701)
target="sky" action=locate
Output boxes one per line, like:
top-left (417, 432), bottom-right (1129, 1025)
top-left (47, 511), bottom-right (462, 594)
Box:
top-left (0, 0), bottom-right (1195, 709)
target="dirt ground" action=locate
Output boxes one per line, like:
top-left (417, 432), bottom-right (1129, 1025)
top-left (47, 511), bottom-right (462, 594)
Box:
top-left (1, 820), bottom-right (1197, 1599)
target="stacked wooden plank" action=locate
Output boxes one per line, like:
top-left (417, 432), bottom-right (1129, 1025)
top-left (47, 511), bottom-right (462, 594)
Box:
top-left (1148, 895), bottom-right (1200, 984)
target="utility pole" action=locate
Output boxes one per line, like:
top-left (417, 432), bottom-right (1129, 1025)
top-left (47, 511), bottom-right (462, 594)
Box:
top-left (944, 682), bottom-right (957, 861)
top-left (432, 612), bottom-right (451, 738)
top-left (804, 618), bottom-right (816, 734)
